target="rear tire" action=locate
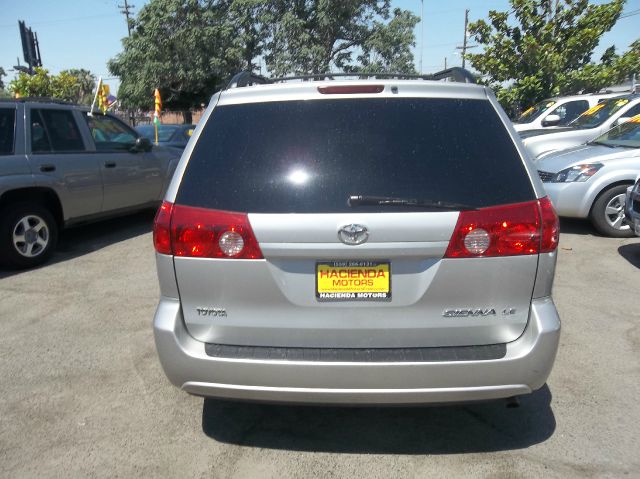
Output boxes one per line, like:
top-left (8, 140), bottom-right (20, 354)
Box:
top-left (0, 203), bottom-right (58, 269)
top-left (589, 185), bottom-right (633, 238)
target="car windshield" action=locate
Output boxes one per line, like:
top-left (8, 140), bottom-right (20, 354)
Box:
top-left (569, 97), bottom-right (631, 129)
top-left (137, 125), bottom-right (179, 142)
top-left (590, 116), bottom-right (640, 148)
top-left (515, 99), bottom-right (557, 123)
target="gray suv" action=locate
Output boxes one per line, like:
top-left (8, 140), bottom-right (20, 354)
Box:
top-left (153, 70), bottom-right (561, 405)
top-left (0, 98), bottom-right (181, 268)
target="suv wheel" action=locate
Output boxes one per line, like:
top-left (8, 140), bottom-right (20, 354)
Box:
top-left (590, 185), bottom-right (634, 238)
top-left (0, 203), bottom-right (58, 268)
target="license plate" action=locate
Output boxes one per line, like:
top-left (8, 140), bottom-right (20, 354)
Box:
top-left (316, 260), bottom-right (391, 301)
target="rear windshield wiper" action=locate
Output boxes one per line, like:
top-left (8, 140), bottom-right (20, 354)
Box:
top-left (348, 195), bottom-right (478, 211)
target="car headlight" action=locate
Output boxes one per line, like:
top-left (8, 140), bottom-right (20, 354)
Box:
top-left (553, 163), bottom-right (603, 182)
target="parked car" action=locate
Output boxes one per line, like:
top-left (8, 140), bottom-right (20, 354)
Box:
top-left (522, 94), bottom-right (640, 159)
top-left (136, 124), bottom-right (195, 151)
top-left (0, 98), bottom-right (182, 268)
top-left (513, 93), bottom-right (621, 133)
top-left (152, 70), bottom-right (561, 406)
top-left (624, 175), bottom-right (640, 236)
top-left (537, 115), bottom-right (640, 237)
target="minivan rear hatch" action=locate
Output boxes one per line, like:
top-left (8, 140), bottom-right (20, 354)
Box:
top-left (169, 92), bottom-right (541, 348)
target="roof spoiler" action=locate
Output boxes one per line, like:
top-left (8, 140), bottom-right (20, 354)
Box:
top-left (224, 67), bottom-right (476, 90)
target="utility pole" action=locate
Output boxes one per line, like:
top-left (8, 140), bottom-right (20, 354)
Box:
top-left (444, 57), bottom-right (447, 69)
top-left (455, 9), bottom-right (476, 69)
top-left (118, 0), bottom-right (135, 126)
top-left (118, 0), bottom-right (134, 37)
top-left (461, 9), bottom-right (469, 69)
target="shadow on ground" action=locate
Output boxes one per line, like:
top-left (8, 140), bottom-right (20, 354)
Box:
top-left (0, 209), bottom-right (155, 280)
top-left (559, 218), bottom-right (596, 236)
top-left (202, 385), bottom-right (555, 454)
top-left (618, 243), bottom-right (640, 269)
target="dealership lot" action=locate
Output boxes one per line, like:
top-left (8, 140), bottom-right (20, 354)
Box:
top-left (1, 212), bottom-right (639, 478)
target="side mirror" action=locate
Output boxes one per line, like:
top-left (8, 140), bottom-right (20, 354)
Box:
top-left (541, 114), bottom-right (561, 127)
top-left (614, 117), bottom-right (631, 127)
top-left (132, 137), bottom-right (153, 153)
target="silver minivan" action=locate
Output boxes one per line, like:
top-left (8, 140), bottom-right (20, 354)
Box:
top-left (153, 71), bottom-right (561, 405)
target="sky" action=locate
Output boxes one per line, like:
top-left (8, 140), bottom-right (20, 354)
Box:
top-left (0, 0), bottom-right (638, 95)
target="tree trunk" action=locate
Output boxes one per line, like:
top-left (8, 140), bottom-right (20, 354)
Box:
top-left (182, 110), bottom-right (193, 124)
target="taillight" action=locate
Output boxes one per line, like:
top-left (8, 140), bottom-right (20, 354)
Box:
top-left (153, 201), bottom-right (173, 255)
top-left (538, 196), bottom-right (560, 252)
top-left (152, 201), bottom-right (263, 259)
top-left (445, 199), bottom-right (559, 258)
top-left (317, 85), bottom-right (384, 94)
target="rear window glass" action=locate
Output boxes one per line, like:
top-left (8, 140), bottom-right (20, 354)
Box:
top-left (176, 98), bottom-right (535, 213)
top-left (0, 108), bottom-right (16, 155)
top-left (31, 109), bottom-right (84, 153)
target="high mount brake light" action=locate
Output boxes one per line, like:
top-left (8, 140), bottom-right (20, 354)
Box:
top-left (152, 201), bottom-right (263, 259)
top-left (317, 85), bottom-right (384, 94)
top-left (444, 198), bottom-right (559, 258)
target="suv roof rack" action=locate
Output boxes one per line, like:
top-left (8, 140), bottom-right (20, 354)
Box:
top-left (0, 96), bottom-right (78, 105)
top-left (226, 71), bottom-right (271, 89)
top-left (224, 67), bottom-right (476, 90)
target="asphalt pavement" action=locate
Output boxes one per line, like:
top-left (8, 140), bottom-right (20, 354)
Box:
top-left (1, 212), bottom-right (639, 478)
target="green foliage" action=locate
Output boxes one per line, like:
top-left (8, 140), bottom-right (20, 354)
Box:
top-left (264, 1), bottom-right (418, 76)
top-left (109, 0), bottom-right (419, 110)
top-left (63, 69), bottom-right (97, 104)
top-left (561, 40), bottom-right (640, 94)
top-left (108, 0), bottom-right (243, 111)
top-left (466, 0), bottom-right (635, 115)
top-left (354, 8), bottom-right (420, 74)
top-left (8, 68), bottom-right (94, 103)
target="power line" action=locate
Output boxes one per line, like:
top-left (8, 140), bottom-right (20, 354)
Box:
top-left (619, 9), bottom-right (640, 19)
top-left (0, 13), bottom-right (120, 29)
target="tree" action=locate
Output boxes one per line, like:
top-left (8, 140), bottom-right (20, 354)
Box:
top-left (109, 0), bottom-right (420, 114)
top-left (108, 0), bottom-right (242, 118)
top-left (220, 0), bottom-right (274, 72)
top-left (0, 67), bottom-right (9, 99)
top-left (466, 0), bottom-right (628, 115)
top-left (354, 8), bottom-right (420, 74)
top-left (8, 68), bottom-right (90, 103)
top-left (562, 39), bottom-right (640, 93)
top-left (63, 68), bottom-right (96, 104)
top-left (265, 1), bottom-right (418, 76)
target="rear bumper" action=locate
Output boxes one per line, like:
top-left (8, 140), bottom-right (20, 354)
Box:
top-left (153, 297), bottom-right (561, 405)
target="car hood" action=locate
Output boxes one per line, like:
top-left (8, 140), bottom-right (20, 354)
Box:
top-left (536, 144), bottom-right (640, 172)
top-left (518, 127), bottom-right (575, 139)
